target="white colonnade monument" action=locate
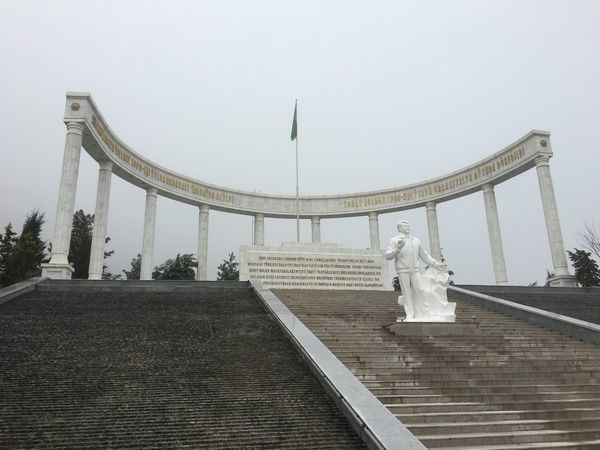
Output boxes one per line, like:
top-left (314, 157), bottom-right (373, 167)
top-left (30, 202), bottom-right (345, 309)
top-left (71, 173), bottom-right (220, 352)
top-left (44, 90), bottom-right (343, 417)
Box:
top-left (42, 92), bottom-right (577, 288)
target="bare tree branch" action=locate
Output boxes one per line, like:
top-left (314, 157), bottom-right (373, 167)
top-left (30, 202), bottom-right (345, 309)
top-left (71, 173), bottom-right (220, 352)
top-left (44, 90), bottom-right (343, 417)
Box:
top-left (578, 222), bottom-right (600, 260)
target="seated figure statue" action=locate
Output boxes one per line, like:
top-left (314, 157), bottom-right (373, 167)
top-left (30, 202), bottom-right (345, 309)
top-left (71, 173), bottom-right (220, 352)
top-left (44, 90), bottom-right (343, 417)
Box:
top-left (385, 220), bottom-right (456, 322)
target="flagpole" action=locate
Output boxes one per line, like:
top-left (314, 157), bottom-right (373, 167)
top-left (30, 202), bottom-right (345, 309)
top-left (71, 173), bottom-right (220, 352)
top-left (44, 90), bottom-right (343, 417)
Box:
top-left (295, 99), bottom-right (300, 242)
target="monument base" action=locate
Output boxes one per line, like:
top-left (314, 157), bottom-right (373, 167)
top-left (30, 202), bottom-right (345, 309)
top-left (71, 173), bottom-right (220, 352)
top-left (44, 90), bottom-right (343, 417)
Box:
top-left (388, 321), bottom-right (479, 336)
top-left (547, 274), bottom-right (578, 287)
top-left (240, 242), bottom-right (389, 290)
top-left (41, 263), bottom-right (74, 280)
top-left (402, 314), bottom-right (456, 323)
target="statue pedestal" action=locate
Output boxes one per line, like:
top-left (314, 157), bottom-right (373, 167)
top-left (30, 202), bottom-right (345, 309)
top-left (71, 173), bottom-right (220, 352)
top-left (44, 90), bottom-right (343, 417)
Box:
top-left (388, 322), bottom-right (479, 336)
top-left (403, 314), bottom-right (456, 323)
top-left (41, 263), bottom-right (74, 280)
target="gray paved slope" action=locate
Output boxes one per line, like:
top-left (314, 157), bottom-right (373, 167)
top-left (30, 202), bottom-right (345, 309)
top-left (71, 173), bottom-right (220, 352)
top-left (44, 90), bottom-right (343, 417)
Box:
top-left (0, 288), bottom-right (365, 449)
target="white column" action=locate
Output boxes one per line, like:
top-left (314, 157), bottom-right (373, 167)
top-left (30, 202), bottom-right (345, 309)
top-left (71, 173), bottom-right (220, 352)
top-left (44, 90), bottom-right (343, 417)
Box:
top-left (535, 155), bottom-right (574, 285)
top-left (88, 160), bottom-right (113, 280)
top-left (482, 184), bottom-right (508, 285)
top-left (43, 121), bottom-right (85, 279)
top-left (311, 216), bottom-right (321, 243)
top-left (140, 188), bottom-right (158, 280)
top-left (368, 212), bottom-right (380, 250)
top-left (197, 204), bottom-right (210, 280)
top-left (425, 202), bottom-right (441, 261)
top-left (253, 213), bottom-right (264, 246)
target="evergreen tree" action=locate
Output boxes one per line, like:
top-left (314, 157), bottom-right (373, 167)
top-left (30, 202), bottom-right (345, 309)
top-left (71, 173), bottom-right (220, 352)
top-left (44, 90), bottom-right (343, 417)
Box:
top-left (0, 223), bottom-right (18, 286)
top-left (153, 253), bottom-right (197, 280)
top-left (101, 237), bottom-right (121, 280)
top-left (68, 210), bottom-right (94, 279)
top-left (66, 210), bottom-right (116, 279)
top-left (123, 253), bottom-right (142, 280)
top-left (217, 252), bottom-right (239, 281)
top-left (1, 210), bottom-right (46, 286)
top-left (568, 248), bottom-right (600, 287)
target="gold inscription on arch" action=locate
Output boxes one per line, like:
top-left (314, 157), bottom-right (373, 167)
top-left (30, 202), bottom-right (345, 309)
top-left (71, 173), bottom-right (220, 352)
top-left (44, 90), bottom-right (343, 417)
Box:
top-left (342, 146), bottom-right (526, 210)
top-left (91, 115), bottom-right (234, 205)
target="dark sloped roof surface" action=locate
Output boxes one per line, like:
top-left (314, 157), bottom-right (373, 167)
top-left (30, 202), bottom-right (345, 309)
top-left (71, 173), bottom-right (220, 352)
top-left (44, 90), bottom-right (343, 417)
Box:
top-left (0, 287), bottom-right (364, 449)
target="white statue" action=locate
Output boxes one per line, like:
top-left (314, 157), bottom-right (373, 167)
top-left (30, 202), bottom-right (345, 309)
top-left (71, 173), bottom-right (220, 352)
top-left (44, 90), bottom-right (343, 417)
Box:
top-left (385, 220), bottom-right (456, 322)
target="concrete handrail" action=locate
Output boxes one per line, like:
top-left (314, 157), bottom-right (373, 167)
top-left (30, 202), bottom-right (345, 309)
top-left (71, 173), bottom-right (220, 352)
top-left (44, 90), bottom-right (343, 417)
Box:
top-left (251, 280), bottom-right (426, 450)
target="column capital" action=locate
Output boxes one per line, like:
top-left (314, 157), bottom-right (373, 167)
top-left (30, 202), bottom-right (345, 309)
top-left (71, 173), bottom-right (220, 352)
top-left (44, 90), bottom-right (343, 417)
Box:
top-left (311, 216), bottom-right (320, 224)
top-left (535, 155), bottom-right (551, 167)
top-left (368, 211), bottom-right (378, 220)
top-left (146, 187), bottom-right (158, 196)
top-left (65, 121), bottom-right (85, 135)
top-left (99, 160), bottom-right (113, 171)
top-left (482, 183), bottom-right (495, 193)
top-left (199, 204), bottom-right (210, 213)
top-left (425, 201), bottom-right (436, 211)
top-left (255, 213), bottom-right (264, 220)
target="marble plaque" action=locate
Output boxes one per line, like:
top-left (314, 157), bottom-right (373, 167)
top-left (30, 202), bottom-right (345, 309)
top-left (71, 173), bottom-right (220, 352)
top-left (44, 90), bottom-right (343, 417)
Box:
top-left (240, 242), bottom-right (389, 290)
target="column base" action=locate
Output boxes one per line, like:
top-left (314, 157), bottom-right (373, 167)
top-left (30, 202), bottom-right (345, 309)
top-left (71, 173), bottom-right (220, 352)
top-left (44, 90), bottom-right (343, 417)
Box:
top-left (41, 263), bottom-right (74, 280)
top-left (548, 274), bottom-right (578, 287)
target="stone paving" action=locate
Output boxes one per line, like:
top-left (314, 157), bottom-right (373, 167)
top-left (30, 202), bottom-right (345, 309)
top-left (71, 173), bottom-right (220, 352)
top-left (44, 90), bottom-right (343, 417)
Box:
top-left (0, 287), bottom-right (365, 449)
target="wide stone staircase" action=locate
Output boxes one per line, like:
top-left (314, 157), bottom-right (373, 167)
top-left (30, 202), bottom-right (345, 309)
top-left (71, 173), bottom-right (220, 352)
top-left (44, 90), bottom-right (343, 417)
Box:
top-left (273, 289), bottom-right (600, 449)
top-left (0, 285), bottom-right (365, 449)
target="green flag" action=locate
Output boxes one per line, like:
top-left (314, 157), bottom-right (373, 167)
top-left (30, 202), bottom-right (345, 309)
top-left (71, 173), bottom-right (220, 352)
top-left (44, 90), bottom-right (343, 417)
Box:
top-left (290, 101), bottom-right (297, 141)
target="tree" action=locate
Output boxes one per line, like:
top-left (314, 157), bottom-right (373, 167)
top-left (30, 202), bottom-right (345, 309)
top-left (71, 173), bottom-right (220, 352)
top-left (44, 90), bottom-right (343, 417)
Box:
top-left (68, 210), bottom-right (94, 279)
top-left (0, 223), bottom-right (18, 286)
top-left (153, 253), bottom-right (197, 280)
top-left (101, 237), bottom-right (121, 280)
top-left (217, 252), bottom-right (239, 281)
top-left (579, 222), bottom-right (600, 260)
top-left (123, 253), bottom-right (142, 280)
top-left (66, 210), bottom-right (116, 279)
top-left (0, 210), bottom-right (47, 287)
top-left (568, 248), bottom-right (600, 287)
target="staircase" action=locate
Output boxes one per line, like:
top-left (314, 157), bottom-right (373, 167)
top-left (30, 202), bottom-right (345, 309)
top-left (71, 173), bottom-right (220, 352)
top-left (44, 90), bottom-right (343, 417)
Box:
top-left (0, 285), bottom-right (365, 449)
top-left (273, 289), bottom-right (600, 449)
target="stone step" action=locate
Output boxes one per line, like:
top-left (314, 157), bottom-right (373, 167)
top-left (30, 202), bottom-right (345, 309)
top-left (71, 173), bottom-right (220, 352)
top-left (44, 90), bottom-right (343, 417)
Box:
top-left (332, 349), bottom-right (600, 358)
top-left (417, 428), bottom-right (600, 448)
top-left (367, 383), bottom-right (600, 396)
top-left (363, 377), bottom-right (600, 388)
top-left (339, 354), bottom-right (600, 363)
top-left (359, 372), bottom-right (600, 383)
top-left (346, 360), bottom-right (598, 369)
top-left (321, 339), bottom-right (594, 347)
top-left (317, 342), bottom-right (598, 353)
top-left (377, 391), bottom-right (600, 404)
top-left (408, 416), bottom-right (600, 435)
top-left (351, 365), bottom-right (600, 376)
top-left (386, 399), bottom-right (600, 414)
top-left (435, 438), bottom-right (600, 449)
top-left (398, 407), bottom-right (600, 424)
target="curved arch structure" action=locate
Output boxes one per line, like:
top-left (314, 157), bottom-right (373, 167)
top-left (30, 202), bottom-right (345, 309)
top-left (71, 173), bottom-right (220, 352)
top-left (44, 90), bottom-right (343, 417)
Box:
top-left (42, 92), bottom-right (576, 287)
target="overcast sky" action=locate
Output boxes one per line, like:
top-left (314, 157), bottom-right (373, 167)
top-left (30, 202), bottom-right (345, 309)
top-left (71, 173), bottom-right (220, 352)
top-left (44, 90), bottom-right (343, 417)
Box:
top-left (1, 1), bottom-right (599, 285)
